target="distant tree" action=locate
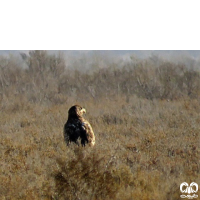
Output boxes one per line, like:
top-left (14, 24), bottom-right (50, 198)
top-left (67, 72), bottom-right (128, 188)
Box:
top-left (20, 50), bottom-right (65, 77)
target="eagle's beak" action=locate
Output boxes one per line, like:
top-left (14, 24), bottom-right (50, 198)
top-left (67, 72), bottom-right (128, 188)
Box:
top-left (82, 108), bottom-right (86, 114)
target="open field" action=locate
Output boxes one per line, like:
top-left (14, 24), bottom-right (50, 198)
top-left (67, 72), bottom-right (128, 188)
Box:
top-left (0, 51), bottom-right (200, 199)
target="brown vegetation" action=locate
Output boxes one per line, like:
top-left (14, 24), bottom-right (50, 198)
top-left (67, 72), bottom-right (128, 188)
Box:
top-left (0, 51), bottom-right (200, 199)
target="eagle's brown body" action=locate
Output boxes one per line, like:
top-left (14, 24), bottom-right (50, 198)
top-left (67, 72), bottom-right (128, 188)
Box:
top-left (64, 105), bottom-right (95, 146)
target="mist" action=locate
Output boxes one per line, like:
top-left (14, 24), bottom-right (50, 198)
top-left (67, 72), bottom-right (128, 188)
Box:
top-left (1, 50), bottom-right (200, 71)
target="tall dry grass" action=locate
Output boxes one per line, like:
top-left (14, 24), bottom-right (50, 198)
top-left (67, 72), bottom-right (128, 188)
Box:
top-left (0, 51), bottom-right (200, 199)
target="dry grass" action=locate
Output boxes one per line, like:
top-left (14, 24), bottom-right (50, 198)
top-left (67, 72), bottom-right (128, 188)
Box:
top-left (1, 96), bottom-right (200, 200)
top-left (0, 51), bottom-right (200, 199)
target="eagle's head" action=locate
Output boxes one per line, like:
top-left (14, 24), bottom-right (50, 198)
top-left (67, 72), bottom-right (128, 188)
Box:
top-left (68, 105), bottom-right (86, 118)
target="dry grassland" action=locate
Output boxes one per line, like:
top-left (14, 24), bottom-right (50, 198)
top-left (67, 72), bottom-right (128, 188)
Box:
top-left (0, 51), bottom-right (200, 199)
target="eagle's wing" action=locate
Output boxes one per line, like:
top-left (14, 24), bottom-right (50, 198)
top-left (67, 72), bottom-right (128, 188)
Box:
top-left (64, 121), bottom-right (81, 145)
top-left (81, 120), bottom-right (95, 146)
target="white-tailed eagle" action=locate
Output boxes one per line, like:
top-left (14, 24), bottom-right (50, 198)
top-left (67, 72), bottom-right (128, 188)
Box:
top-left (64, 105), bottom-right (95, 146)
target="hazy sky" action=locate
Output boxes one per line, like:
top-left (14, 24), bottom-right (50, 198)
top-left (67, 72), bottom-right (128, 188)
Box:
top-left (0, 50), bottom-right (200, 62)
top-left (1, 50), bottom-right (200, 72)
top-left (1, 50), bottom-right (200, 58)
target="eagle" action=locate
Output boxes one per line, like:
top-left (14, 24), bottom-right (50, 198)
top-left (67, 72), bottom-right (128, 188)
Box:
top-left (64, 105), bottom-right (95, 147)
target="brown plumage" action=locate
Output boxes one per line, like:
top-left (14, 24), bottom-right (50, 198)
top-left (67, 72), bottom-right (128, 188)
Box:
top-left (64, 105), bottom-right (95, 147)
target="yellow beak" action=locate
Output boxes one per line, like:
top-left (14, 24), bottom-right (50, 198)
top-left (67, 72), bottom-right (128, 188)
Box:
top-left (81, 108), bottom-right (86, 114)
